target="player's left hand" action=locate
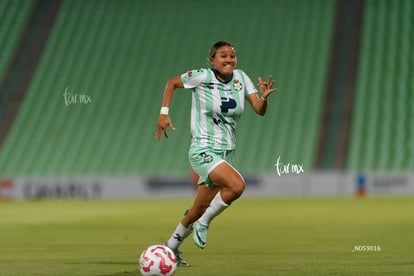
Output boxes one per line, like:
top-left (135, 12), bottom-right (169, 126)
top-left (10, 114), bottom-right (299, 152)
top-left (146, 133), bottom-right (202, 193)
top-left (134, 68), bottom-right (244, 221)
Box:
top-left (257, 76), bottom-right (277, 100)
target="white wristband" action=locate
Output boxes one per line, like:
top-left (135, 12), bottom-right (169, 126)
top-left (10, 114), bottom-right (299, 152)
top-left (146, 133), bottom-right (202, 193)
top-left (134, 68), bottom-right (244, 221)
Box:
top-left (160, 106), bottom-right (169, 115)
top-left (257, 93), bottom-right (267, 101)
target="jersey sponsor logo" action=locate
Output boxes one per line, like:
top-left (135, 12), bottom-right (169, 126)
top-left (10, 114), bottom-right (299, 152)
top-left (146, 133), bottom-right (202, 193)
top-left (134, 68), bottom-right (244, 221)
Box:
top-left (213, 116), bottom-right (232, 126)
top-left (213, 117), bottom-right (220, 126)
top-left (220, 97), bottom-right (237, 113)
top-left (205, 82), bottom-right (232, 92)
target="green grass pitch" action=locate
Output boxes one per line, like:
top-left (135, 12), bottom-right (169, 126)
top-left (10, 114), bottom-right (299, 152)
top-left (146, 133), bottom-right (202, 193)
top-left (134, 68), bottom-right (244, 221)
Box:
top-left (1, 197), bottom-right (413, 275)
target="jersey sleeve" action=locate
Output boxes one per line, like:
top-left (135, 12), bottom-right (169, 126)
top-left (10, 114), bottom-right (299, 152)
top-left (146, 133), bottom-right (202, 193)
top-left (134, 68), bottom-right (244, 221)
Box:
top-left (181, 69), bottom-right (208, 89)
top-left (240, 70), bottom-right (258, 97)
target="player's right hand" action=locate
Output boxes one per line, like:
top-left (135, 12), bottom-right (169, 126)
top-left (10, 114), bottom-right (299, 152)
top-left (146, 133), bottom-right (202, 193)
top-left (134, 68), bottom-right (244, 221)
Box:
top-left (155, 115), bottom-right (175, 140)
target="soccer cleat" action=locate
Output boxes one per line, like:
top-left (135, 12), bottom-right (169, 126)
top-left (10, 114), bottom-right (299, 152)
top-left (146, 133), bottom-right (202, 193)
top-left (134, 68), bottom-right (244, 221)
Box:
top-left (165, 243), bottom-right (189, 267)
top-left (193, 221), bottom-right (208, 249)
top-left (172, 248), bottom-right (189, 267)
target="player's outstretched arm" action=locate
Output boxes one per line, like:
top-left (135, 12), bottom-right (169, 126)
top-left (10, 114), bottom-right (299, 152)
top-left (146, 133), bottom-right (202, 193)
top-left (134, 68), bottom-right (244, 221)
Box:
top-left (246, 75), bottom-right (277, 116)
top-left (155, 75), bottom-right (184, 140)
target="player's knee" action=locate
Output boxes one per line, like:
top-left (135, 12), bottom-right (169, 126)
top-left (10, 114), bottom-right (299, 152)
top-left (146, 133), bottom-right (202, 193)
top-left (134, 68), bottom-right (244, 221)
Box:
top-left (229, 178), bottom-right (246, 199)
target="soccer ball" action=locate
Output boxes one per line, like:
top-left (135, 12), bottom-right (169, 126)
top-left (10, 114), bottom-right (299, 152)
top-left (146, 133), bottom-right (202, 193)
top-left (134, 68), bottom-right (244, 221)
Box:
top-left (139, 245), bottom-right (177, 276)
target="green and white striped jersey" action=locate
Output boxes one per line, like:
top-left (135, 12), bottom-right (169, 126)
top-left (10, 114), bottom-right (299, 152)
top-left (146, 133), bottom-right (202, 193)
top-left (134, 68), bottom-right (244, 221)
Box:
top-left (181, 68), bottom-right (257, 150)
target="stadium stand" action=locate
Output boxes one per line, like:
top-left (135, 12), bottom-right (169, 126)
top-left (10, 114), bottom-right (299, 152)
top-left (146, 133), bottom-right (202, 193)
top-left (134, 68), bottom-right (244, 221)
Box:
top-left (0, 0), bottom-right (335, 177)
top-left (0, 0), bottom-right (62, 149)
top-left (0, 0), bottom-right (35, 130)
top-left (314, 0), bottom-right (364, 170)
top-left (1, 0), bottom-right (412, 179)
top-left (0, 0), bottom-right (34, 81)
top-left (347, 0), bottom-right (413, 171)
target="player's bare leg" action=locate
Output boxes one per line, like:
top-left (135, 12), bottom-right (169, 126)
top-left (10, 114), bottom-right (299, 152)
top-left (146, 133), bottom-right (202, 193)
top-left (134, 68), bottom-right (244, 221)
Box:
top-left (209, 162), bottom-right (245, 204)
top-left (193, 162), bottom-right (245, 249)
top-left (182, 184), bottom-right (220, 227)
top-left (165, 184), bottom-right (219, 265)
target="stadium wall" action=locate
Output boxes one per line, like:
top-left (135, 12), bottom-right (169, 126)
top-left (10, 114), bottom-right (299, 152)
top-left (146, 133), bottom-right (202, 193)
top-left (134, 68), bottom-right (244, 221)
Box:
top-left (1, 172), bottom-right (413, 200)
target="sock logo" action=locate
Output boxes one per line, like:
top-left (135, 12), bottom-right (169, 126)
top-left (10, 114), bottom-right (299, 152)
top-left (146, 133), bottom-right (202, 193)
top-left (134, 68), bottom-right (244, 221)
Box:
top-left (173, 233), bottom-right (183, 242)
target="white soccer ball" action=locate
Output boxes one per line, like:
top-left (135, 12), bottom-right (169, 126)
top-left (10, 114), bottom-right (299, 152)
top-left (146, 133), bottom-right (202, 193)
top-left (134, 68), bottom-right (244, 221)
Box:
top-left (139, 245), bottom-right (177, 276)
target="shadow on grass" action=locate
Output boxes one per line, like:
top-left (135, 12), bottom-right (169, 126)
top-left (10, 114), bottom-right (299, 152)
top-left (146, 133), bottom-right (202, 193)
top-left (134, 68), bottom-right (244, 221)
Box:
top-left (99, 272), bottom-right (137, 276)
top-left (77, 261), bottom-right (138, 275)
top-left (91, 261), bottom-right (137, 266)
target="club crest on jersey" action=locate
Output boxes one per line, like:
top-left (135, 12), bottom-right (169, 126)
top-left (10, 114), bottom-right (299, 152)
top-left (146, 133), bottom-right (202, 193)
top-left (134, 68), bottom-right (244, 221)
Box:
top-left (187, 71), bottom-right (193, 78)
top-left (233, 79), bottom-right (242, 91)
top-left (200, 152), bottom-right (213, 163)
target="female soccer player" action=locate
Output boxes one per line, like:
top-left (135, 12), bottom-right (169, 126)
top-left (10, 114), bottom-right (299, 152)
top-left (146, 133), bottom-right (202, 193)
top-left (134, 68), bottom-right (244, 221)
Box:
top-left (155, 41), bottom-right (276, 266)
